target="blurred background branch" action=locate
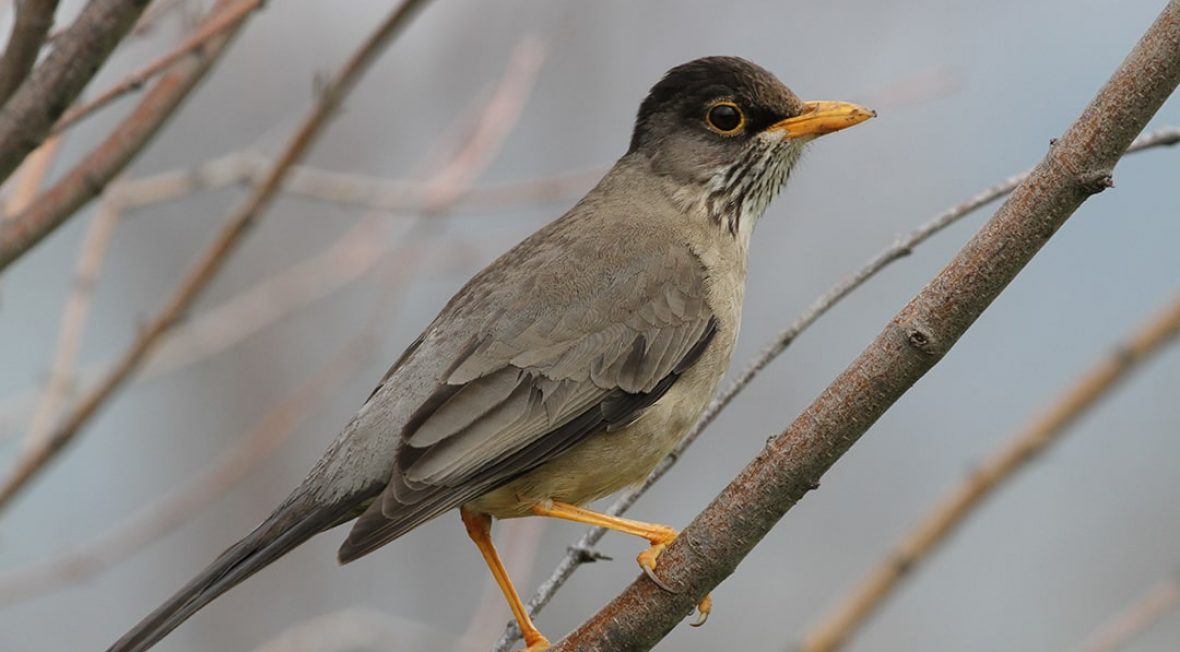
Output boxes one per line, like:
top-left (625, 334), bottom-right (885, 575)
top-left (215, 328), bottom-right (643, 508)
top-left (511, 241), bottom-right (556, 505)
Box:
top-left (802, 291), bottom-right (1180, 652)
top-left (0, 0), bottom-right (59, 106)
top-left (0, 0), bottom-right (150, 186)
top-left (0, 0), bottom-right (436, 514)
top-left (1070, 571), bottom-right (1180, 652)
top-left (0, 0), bottom-right (255, 270)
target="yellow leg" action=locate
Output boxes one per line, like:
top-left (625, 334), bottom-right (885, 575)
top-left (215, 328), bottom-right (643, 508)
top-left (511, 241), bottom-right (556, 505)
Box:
top-left (460, 508), bottom-right (550, 651)
top-left (528, 500), bottom-right (712, 626)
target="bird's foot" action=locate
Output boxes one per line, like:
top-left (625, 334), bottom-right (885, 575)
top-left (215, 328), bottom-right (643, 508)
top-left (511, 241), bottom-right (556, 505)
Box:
top-left (635, 532), bottom-right (713, 627)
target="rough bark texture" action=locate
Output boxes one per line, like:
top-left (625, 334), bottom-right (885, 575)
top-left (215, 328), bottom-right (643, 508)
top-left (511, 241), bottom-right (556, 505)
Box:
top-left (551, 2), bottom-right (1180, 650)
top-left (0, 0), bottom-right (150, 185)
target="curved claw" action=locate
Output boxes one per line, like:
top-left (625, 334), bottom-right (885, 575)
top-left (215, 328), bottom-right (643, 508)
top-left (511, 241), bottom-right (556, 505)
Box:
top-left (690, 593), bottom-right (713, 627)
top-left (637, 542), bottom-right (678, 592)
top-left (641, 559), bottom-right (675, 592)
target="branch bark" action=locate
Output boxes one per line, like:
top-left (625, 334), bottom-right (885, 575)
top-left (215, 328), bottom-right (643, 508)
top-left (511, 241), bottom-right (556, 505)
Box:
top-left (550, 3), bottom-right (1180, 649)
top-left (0, 0), bottom-right (150, 184)
top-left (0, 0), bottom-right (435, 515)
top-left (803, 292), bottom-right (1180, 652)
top-left (0, 0), bottom-right (253, 272)
top-left (0, 0), bottom-right (60, 106)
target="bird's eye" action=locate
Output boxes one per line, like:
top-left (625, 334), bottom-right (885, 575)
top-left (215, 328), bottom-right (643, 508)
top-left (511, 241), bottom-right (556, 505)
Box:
top-left (705, 101), bottom-right (745, 134)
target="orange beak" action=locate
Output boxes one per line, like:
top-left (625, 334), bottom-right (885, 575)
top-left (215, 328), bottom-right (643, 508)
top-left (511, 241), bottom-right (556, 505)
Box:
top-left (766, 100), bottom-right (875, 138)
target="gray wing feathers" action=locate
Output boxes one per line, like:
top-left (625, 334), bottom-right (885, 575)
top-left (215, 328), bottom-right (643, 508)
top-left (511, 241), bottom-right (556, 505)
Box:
top-left (337, 243), bottom-right (716, 563)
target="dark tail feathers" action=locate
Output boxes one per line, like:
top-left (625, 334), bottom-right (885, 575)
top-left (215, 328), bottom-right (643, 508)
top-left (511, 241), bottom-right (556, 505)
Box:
top-left (107, 502), bottom-right (343, 652)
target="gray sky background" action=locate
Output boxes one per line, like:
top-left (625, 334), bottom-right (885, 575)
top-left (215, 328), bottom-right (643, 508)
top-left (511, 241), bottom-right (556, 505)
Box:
top-left (1, 0), bottom-right (1177, 650)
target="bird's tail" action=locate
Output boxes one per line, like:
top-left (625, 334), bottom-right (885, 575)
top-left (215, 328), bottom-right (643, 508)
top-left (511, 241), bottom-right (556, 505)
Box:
top-left (107, 500), bottom-right (347, 652)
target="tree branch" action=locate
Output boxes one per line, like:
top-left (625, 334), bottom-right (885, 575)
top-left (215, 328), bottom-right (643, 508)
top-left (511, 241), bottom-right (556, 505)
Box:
top-left (550, 3), bottom-right (1180, 649)
top-left (0, 0), bottom-right (253, 272)
top-left (0, 317), bottom-right (374, 605)
top-left (0, 0), bottom-right (435, 515)
top-left (493, 124), bottom-right (1180, 651)
top-left (0, 0), bottom-right (60, 106)
top-left (1070, 571), bottom-right (1180, 652)
top-left (51, 0), bottom-right (263, 134)
top-left (19, 186), bottom-right (124, 458)
top-left (803, 292), bottom-right (1180, 652)
top-left (0, 0), bottom-right (150, 184)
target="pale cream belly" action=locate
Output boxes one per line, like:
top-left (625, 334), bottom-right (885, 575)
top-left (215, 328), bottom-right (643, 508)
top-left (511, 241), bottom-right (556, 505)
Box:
top-left (464, 335), bottom-right (732, 520)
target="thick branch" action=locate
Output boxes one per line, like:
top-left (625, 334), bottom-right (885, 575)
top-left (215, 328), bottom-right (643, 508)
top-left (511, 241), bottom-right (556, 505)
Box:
top-left (0, 0), bottom-right (435, 514)
top-left (803, 292), bottom-right (1180, 652)
top-left (0, 0), bottom-right (60, 106)
top-left (0, 0), bottom-right (150, 184)
top-left (551, 3), bottom-right (1180, 649)
top-left (0, 0), bottom-right (252, 271)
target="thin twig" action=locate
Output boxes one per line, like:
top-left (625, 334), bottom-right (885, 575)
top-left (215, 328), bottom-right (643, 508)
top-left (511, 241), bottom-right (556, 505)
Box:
top-left (803, 292), bottom-right (1180, 652)
top-left (2, 131), bottom-right (63, 217)
top-left (0, 0), bottom-right (436, 514)
top-left (0, 0), bottom-right (59, 106)
top-left (492, 124), bottom-right (1180, 650)
top-left (20, 187), bottom-right (124, 456)
top-left (132, 0), bottom-right (191, 36)
top-left (0, 0), bottom-right (150, 185)
top-left (0, 0), bottom-right (253, 272)
top-left (52, 0), bottom-right (264, 134)
top-left (1070, 572), bottom-right (1180, 652)
top-left (100, 152), bottom-right (601, 216)
top-left (0, 41), bottom-right (557, 443)
top-left (0, 317), bottom-right (376, 605)
top-left (549, 3), bottom-right (1180, 648)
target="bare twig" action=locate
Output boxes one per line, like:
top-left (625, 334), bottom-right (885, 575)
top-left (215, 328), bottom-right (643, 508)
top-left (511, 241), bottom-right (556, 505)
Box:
top-left (0, 0), bottom-right (436, 514)
top-left (2, 131), bottom-right (63, 217)
top-left (52, 0), bottom-right (263, 134)
top-left (0, 37), bottom-right (552, 443)
top-left (0, 0), bottom-right (150, 185)
top-left (0, 319), bottom-right (374, 605)
top-left (549, 3), bottom-right (1180, 649)
top-left (1070, 572), bottom-right (1180, 652)
top-left (0, 0), bottom-right (252, 272)
top-left (803, 292), bottom-right (1180, 652)
top-left (0, 0), bottom-right (59, 106)
top-left (493, 125), bottom-right (1180, 650)
top-left (20, 188), bottom-right (124, 455)
top-left (101, 152), bottom-right (601, 216)
top-left (132, 0), bottom-right (191, 36)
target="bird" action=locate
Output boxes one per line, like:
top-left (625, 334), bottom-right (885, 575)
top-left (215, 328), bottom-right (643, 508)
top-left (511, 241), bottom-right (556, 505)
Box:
top-left (108, 56), bottom-right (873, 652)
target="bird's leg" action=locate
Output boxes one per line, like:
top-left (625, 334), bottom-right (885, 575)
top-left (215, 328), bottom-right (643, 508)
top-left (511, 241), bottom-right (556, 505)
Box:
top-left (460, 508), bottom-right (551, 651)
top-left (528, 500), bottom-right (712, 626)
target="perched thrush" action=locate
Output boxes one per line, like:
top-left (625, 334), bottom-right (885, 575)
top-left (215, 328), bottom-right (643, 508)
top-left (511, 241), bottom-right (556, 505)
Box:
top-left (109, 56), bottom-right (873, 651)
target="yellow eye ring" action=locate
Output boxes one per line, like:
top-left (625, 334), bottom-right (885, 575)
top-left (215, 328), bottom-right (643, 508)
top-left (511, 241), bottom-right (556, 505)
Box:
top-left (705, 101), bottom-right (745, 135)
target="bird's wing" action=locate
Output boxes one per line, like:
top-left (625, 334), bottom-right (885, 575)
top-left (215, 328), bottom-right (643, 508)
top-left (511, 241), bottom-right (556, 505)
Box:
top-left (338, 243), bottom-right (717, 561)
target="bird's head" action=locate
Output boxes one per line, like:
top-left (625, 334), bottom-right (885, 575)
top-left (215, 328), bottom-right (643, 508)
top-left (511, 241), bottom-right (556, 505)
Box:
top-left (628, 56), bottom-right (874, 238)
